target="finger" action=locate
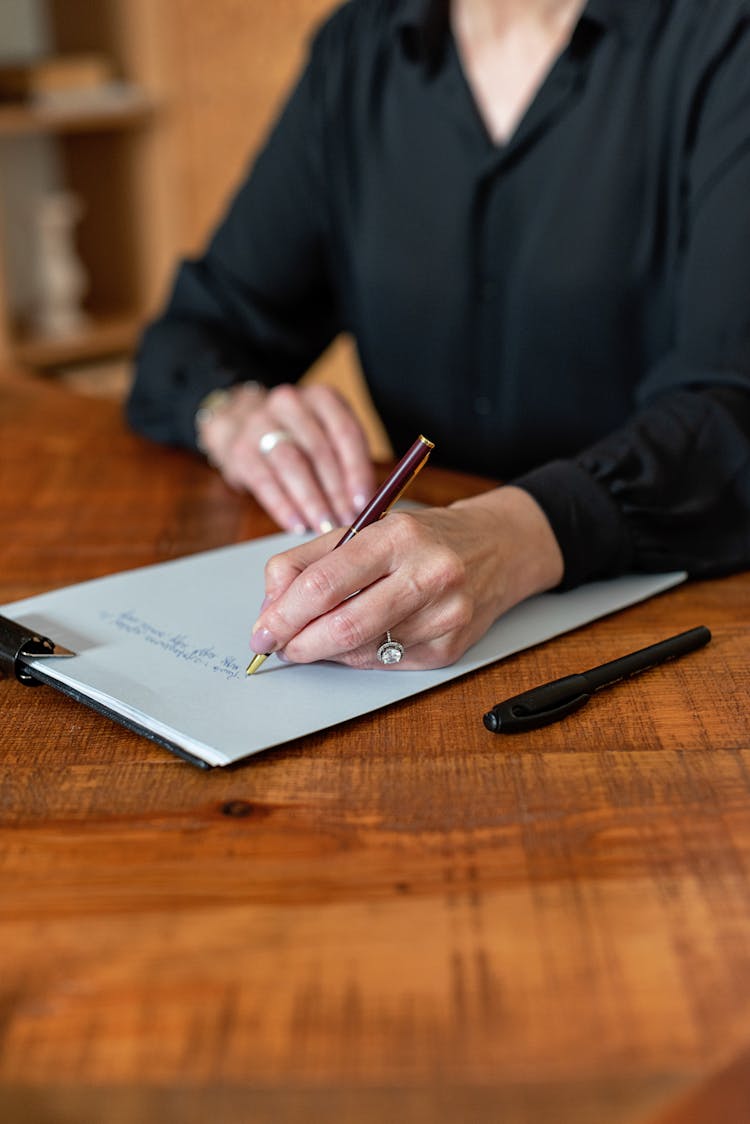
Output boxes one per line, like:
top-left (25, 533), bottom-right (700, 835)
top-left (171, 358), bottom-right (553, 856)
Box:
top-left (261, 527), bottom-right (342, 602)
top-left (343, 592), bottom-right (475, 670)
top-left (222, 409), bottom-right (337, 533)
top-left (342, 633), bottom-right (467, 671)
top-left (221, 437), bottom-right (309, 535)
top-left (251, 528), bottom-right (395, 656)
top-left (249, 528), bottom-right (343, 654)
top-left (282, 581), bottom-right (472, 668)
top-left (260, 529), bottom-right (450, 661)
top-left (268, 514), bottom-right (471, 663)
top-left (260, 440), bottom-right (341, 532)
top-left (265, 385), bottom-right (356, 526)
top-left (303, 384), bottom-right (376, 514)
top-left (251, 510), bottom-right (467, 661)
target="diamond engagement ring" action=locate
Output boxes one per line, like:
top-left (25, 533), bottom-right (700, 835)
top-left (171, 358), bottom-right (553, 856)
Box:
top-left (258, 429), bottom-right (295, 455)
top-left (377, 631), bottom-right (405, 665)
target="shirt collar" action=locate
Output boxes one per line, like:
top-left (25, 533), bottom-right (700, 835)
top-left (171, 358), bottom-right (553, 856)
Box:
top-left (582, 0), bottom-right (659, 42)
top-left (394, 0), bottom-right (656, 60)
top-left (394, 0), bottom-right (449, 68)
top-left (394, 0), bottom-right (435, 33)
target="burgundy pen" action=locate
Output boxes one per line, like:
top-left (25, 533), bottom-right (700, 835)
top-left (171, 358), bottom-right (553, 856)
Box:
top-left (246, 434), bottom-right (435, 674)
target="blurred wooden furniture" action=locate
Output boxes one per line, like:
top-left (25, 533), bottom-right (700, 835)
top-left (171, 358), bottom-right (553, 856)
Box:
top-left (1, 372), bottom-right (749, 1123)
top-left (0, 1), bottom-right (174, 371)
top-left (0, 0), bottom-right (332, 373)
top-left (0, 0), bottom-right (389, 454)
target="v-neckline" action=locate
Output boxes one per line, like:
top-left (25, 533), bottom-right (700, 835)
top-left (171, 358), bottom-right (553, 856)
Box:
top-left (446, 22), bottom-right (584, 157)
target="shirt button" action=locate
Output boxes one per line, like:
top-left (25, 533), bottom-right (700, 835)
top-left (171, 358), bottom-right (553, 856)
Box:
top-left (474, 396), bottom-right (492, 416)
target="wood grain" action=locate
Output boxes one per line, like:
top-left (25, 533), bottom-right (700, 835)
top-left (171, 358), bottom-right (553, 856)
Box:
top-left (1, 374), bottom-right (749, 1124)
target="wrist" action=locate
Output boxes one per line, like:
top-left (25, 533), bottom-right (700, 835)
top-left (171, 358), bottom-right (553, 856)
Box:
top-left (195, 380), bottom-right (265, 462)
top-left (451, 485), bottom-right (564, 615)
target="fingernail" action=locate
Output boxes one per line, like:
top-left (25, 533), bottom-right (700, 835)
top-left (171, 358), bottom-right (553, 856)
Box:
top-left (353, 493), bottom-right (368, 512)
top-left (250, 626), bottom-right (277, 654)
top-left (290, 522), bottom-right (307, 536)
top-left (260, 595), bottom-right (273, 611)
top-left (276, 650), bottom-right (292, 664)
top-left (319, 518), bottom-right (334, 534)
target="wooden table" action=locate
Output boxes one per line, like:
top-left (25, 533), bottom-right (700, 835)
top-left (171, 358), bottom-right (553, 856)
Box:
top-left (1, 372), bottom-right (749, 1124)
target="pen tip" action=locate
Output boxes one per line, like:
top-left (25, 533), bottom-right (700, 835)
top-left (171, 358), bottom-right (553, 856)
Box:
top-left (246, 653), bottom-right (268, 675)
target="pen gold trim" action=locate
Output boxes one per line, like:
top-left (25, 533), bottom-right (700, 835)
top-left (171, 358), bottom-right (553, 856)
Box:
top-left (246, 651), bottom-right (270, 675)
top-left (246, 434), bottom-right (435, 675)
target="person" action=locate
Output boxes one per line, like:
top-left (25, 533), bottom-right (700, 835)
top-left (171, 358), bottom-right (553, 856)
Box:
top-left (128, 0), bottom-right (750, 671)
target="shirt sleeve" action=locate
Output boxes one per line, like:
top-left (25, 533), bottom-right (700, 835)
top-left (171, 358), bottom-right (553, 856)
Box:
top-left (515, 17), bottom-right (750, 589)
top-left (126, 18), bottom-right (342, 449)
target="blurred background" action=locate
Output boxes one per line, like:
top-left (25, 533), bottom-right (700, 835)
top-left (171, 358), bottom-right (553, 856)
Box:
top-left (0, 0), bottom-right (390, 456)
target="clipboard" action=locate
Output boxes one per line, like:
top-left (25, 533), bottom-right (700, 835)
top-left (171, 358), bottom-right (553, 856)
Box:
top-left (0, 613), bottom-right (75, 685)
top-left (0, 611), bottom-right (211, 769)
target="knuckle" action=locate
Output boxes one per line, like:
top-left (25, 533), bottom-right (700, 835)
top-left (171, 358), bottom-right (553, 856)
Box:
top-left (420, 544), bottom-right (465, 597)
top-left (338, 416), bottom-right (365, 446)
top-left (341, 647), bottom-right (374, 670)
top-left (298, 562), bottom-right (338, 604)
top-left (427, 548), bottom-right (466, 595)
top-left (401, 547), bottom-right (466, 607)
top-left (384, 511), bottom-right (421, 547)
top-left (308, 383), bottom-right (342, 409)
top-left (328, 611), bottom-right (366, 652)
top-left (438, 636), bottom-right (464, 667)
top-left (446, 592), bottom-right (473, 632)
top-left (264, 553), bottom-right (293, 588)
top-left (302, 432), bottom-right (332, 465)
top-left (275, 442), bottom-right (306, 470)
top-left (229, 436), bottom-right (254, 466)
top-left (267, 383), bottom-right (298, 411)
top-left (424, 629), bottom-right (465, 669)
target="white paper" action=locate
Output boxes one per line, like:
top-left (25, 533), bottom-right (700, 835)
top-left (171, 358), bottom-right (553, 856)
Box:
top-left (2, 533), bottom-right (685, 767)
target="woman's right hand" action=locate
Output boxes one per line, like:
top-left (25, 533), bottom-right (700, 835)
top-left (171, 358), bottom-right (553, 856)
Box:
top-left (196, 381), bottom-right (376, 534)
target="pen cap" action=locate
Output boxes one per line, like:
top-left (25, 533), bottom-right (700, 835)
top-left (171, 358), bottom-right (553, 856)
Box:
top-left (484, 673), bottom-right (591, 733)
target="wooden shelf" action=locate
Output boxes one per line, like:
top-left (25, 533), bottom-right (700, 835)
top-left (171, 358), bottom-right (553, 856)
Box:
top-left (13, 312), bottom-right (141, 368)
top-left (0, 88), bottom-right (155, 137)
top-left (0, 3), bottom-right (175, 374)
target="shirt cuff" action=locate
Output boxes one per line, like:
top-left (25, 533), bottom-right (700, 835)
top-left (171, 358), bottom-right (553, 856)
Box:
top-left (177, 360), bottom-right (242, 451)
top-left (513, 459), bottom-right (635, 590)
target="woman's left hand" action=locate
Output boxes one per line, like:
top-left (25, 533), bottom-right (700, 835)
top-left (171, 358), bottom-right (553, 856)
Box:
top-left (249, 485), bottom-right (564, 670)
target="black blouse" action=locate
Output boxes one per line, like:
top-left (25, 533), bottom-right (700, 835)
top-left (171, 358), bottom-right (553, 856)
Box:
top-left (128, 0), bottom-right (750, 588)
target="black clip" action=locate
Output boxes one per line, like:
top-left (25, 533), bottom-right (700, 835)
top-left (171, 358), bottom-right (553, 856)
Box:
top-left (0, 614), bottom-right (55, 686)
